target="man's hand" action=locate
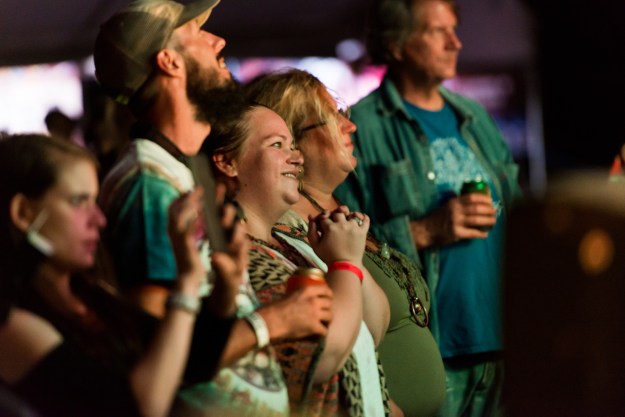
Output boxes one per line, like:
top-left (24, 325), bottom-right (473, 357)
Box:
top-left (411, 193), bottom-right (497, 249)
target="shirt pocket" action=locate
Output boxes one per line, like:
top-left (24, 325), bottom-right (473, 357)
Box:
top-left (373, 158), bottom-right (421, 221)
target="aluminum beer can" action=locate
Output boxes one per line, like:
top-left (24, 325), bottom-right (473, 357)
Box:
top-left (286, 267), bottom-right (326, 295)
top-left (460, 179), bottom-right (490, 196)
top-left (461, 179), bottom-right (492, 231)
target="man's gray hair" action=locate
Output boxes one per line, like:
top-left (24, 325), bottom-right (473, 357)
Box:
top-left (365, 0), bottom-right (458, 65)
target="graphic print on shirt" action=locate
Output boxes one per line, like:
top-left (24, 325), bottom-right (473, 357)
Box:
top-left (428, 136), bottom-right (502, 217)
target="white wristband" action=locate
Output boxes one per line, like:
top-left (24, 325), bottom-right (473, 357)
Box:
top-left (166, 292), bottom-right (201, 315)
top-left (244, 312), bottom-right (270, 348)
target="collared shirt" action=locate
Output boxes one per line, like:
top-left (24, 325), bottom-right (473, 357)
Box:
top-left (335, 75), bottom-right (522, 348)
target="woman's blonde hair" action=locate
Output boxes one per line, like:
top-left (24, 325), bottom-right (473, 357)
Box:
top-left (244, 68), bottom-right (347, 153)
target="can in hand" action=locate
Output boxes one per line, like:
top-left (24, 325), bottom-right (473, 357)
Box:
top-left (460, 178), bottom-right (492, 231)
top-left (460, 179), bottom-right (490, 196)
top-left (286, 267), bottom-right (326, 295)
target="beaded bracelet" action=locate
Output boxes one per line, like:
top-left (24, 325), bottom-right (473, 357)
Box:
top-left (166, 292), bottom-right (201, 315)
top-left (244, 311), bottom-right (270, 348)
top-left (327, 261), bottom-right (364, 283)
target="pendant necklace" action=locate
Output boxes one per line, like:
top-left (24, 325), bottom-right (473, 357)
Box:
top-left (299, 188), bottom-right (428, 327)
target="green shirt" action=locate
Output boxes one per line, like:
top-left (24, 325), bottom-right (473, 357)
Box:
top-left (335, 76), bottom-right (522, 343)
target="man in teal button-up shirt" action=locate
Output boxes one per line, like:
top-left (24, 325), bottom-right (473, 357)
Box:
top-left (335, 0), bottom-right (523, 416)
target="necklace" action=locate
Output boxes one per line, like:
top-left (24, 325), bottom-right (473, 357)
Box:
top-left (298, 189), bottom-right (429, 327)
top-left (299, 188), bottom-right (331, 213)
top-left (367, 247), bottom-right (430, 327)
top-left (300, 188), bottom-right (390, 257)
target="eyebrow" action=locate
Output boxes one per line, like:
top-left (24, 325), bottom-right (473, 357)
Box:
top-left (260, 133), bottom-right (290, 143)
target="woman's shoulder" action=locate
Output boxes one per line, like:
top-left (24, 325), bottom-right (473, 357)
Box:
top-left (0, 308), bottom-right (63, 385)
top-left (277, 210), bottom-right (309, 233)
top-left (275, 211), bottom-right (309, 242)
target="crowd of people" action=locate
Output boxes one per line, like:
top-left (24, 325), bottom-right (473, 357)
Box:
top-left (0, 0), bottom-right (521, 416)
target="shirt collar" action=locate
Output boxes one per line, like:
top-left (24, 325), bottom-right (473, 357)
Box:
top-left (130, 122), bottom-right (189, 165)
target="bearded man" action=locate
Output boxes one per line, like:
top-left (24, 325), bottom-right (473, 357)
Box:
top-left (93, 3), bottom-right (340, 416)
top-left (95, 0), bottom-right (243, 317)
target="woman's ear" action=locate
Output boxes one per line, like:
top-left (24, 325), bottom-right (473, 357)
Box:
top-left (212, 154), bottom-right (238, 178)
top-left (9, 194), bottom-right (36, 233)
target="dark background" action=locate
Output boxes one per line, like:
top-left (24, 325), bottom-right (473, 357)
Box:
top-left (521, 0), bottom-right (625, 172)
top-left (2, 0), bottom-right (625, 176)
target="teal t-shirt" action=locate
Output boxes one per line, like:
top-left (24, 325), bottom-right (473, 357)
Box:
top-left (106, 173), bottom-right (179, 288)
top-left (405, 101), bottom-right (504, 358)
top-left (100, 139), bottom-right (203, 290)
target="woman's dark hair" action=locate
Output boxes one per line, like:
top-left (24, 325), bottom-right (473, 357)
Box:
top-left (0, 135), bottom-right (150, 367)
top-left (200, 100), bottom-right (258, 181)
top-left (0, 134), bottom-right (98, 323)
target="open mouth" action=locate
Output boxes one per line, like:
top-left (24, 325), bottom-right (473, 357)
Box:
top-left (217, 53), bottom-right (227, 69)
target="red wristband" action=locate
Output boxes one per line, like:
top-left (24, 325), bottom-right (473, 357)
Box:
top-left (327, 261), bottom-right (364, 283)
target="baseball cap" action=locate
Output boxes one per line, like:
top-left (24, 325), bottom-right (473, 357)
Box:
top-left (94, 0), bottom-right (221, 105)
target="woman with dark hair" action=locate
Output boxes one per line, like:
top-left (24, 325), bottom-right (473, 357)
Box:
top-left (0, 134), bottom-right (244, 417)
top-left (246, 69), bottom-right (447, 417)
top-left (203, 103), bottom-right (391, 417)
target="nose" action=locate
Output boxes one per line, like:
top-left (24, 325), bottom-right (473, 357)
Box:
top-left (446, 29), bottom-right (462, 50)
top-left (341, 117), bottom-right (357, 134)
top-left (206, 31), bottom-right (226, 52)
top-left (289, 145), bottom-right (304, 166)
top-left (92, 205), bottom-right (107, 229)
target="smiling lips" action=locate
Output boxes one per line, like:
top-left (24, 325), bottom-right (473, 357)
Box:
top-left (282, 171), bottom-right (299, 180)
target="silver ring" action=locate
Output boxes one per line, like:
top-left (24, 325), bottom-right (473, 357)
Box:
top-left (351, 216), bottom-right (364, 227)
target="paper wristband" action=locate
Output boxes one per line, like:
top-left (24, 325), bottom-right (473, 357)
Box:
top-left (166, 292), bottom-right (201, 315)
top-left (244, 312), bottom-right (270, 348)
top-left (327, 261), bottom-right (364, 283)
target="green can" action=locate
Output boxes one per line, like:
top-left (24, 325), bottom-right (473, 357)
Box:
top-left (460, 179), bottom-right (490, 196)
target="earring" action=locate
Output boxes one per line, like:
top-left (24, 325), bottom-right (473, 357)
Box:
top-left (297, 166), bottom-right (305, 191)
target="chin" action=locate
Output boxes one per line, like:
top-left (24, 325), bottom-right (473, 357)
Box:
top-left (339, 159), bottom-right (357, 174)
top-left (444, 67), bottom-right (457, 79)
top-left (78, 254), bottom-right (96, 270)
top-left (286, 192), bottom-right (300, 206)
top-left (220, 70), bottom-right (234, 84)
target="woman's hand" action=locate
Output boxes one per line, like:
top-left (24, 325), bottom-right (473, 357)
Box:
top-left (168, 187), bottom-right (205, 295)
top-left (208, 196), bottom-right (248, 318)
top-left (307, 205), bottom-right (370, 265)
top-left (259, 285), bottom-right (333, 340)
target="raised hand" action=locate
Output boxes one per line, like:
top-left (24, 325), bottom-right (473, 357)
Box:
top-left (168, 187), bottom-right (206, 295)
top-left (306, 206), bottom-right (370, 265)
top-left (207, 182), bottom-right (248, 318)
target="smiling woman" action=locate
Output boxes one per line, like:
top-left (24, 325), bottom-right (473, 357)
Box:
top-left (221, 106), bottom-right (304, 219)
top-left (245, 68), bottom-right (447, 417)
top-left (203, 102), bottom-right (391, 417)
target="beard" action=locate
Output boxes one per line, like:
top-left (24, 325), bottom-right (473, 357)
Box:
top-left (185, 55), bottom-right (246, 126)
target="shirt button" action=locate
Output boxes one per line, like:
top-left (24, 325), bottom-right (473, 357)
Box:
top-left (427, 171), bottom-right (436, 180)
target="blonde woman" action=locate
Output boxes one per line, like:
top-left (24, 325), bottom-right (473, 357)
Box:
top-left (246, 69), bottom-right (446, 417)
